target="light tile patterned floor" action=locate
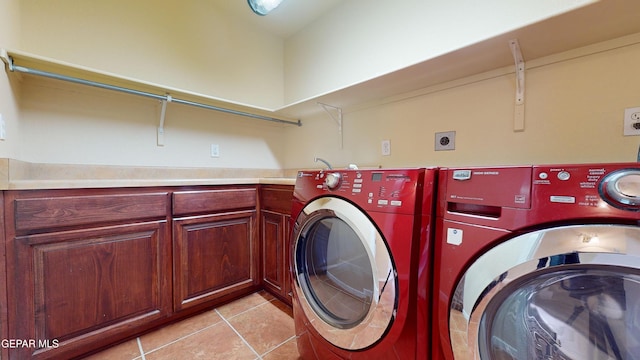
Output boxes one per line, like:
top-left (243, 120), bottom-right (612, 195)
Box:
top-left (82, 291), bottom-right (301, 360)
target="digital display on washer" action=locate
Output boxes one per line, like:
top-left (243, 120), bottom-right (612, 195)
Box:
top-left (372, 173), bottom-right (383, 182)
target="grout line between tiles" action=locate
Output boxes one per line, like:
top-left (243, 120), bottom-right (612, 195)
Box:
top-left (138, 318), bottom-right (224, 357)
top-left (224, 297), bottom-right (278, 321)
top-left (130, 294), bottom-right (288, 359)
top-left (215, 308), bottom-right (263, 359)
top-left (136, 337), bottom-right (146, 360)
top-left (259, 334), bottom-right (297, 358)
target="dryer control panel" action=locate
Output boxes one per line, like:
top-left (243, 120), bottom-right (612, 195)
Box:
top-left (294, 168), bottom-right (434, 215)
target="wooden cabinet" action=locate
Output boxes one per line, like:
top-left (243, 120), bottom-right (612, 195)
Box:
top-left (1, 183), bottom-right (291, 358)
top-left (4, 189), bottom-right (172, 360)
top-left (0, 193), bottom-right (7, 360)
top-left (260, 185), bottom-right (294, 305)
top-left (172, 188), bottom-right (260, 312)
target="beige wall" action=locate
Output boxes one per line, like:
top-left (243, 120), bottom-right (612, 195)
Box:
top-left (283, 36), bottom-right (640, 169)
top-left (12, 0), bottom-right (288, 169)
top-left (17, 76), bottom-right (287, 168)
top-left (0, 0), bottom-right (21, 160)
top-left (6, 1), bottom-right (640, 170)
top-left (18, 0), bottom-right (285, 109)
top-left (11, 33), bottom-right (640, 170)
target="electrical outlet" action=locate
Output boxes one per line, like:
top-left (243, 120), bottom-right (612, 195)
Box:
top-left (624, 107), bottom-right (640, 136)
top-left (210, 144), bottom-right (220, 157)
top-left (435, 131), bottom-right (455, 151)
top-left (0, 113), bottom-right (5, 140)
top-left (381, 140), bottom-right (391, 156)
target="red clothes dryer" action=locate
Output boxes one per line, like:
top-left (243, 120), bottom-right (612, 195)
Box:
top-left (290, 168), bottom-right (436, 359)
top-left (432, 163), bottom-right (640, 360)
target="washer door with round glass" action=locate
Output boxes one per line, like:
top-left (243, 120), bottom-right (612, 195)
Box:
top-left (450, 224), bottom-right (640, 359)
top-left (292, 196), bottom-right (396, 350)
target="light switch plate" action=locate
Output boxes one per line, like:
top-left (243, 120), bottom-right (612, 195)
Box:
top-left (381, 140), bottom-right (391, 156)
top-left (435, 131), bottom-right (455, 151)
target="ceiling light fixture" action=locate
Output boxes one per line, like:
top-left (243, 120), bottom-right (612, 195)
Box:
top-left (248, 0), bottom-right (284, 16)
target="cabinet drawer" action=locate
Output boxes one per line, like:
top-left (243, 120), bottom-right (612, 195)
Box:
top-left (173, 188), bottom-right (256, 216)
top-left (260, 186), bottom-right (293, 214)
top-left (12, 192), bottom-right (169, 233)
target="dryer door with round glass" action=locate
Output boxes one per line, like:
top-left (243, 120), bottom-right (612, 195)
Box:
top-left (292, 196), bottom-right (396, 350)
top-left (450, 224), bottom-right (640, 360)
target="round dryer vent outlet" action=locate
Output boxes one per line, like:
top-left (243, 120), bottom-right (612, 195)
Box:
top-left (435, 131), bottom-right (456, 151)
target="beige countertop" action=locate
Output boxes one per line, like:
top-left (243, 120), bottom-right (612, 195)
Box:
top-left (0, 159), bottom-right (296, 190)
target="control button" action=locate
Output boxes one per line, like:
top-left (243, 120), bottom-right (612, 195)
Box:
top-left (353, 183), bottom-right (362, 188)
top-left (368, 192), bottom-right (374, 197)
top-left (557, 171), bottom-right (571, 181)
top-left (368, 199), bottom-right (373, 204)
top-left (377, 200), bottom-right (389, 205)
top-left (354, 178), bottom-right (363, 183)
top-left (352, 189), bottom-right (362, 193)
top-left (539, 172), bottom-right (548, 180)
top-left (550, 195), bottom-right (575, 203)
top-left (356, 173), bottom-right (362, 179)
top-left (390, 200), bottom-right (402, 206)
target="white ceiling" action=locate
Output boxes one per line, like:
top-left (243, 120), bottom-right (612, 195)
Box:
top-left (212, 0), bottom-right (346, 38)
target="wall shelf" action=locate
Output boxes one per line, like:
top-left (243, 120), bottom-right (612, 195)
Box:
top-left (276, 1), bottom-right (640, 120)
top-left (0, 49), bottom-right (302, 127)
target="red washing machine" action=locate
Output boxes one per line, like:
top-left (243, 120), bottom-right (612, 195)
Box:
top-left (432, 163), bottom-right (640, 360)
top-left (290, 168), bottom-right (437, 359)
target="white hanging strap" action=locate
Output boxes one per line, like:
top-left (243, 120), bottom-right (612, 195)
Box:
top-left (509, 39), bottom-right (525, 132)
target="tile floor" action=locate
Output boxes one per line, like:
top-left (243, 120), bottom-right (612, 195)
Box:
top-left (83, 291), bottom-right (302, 360)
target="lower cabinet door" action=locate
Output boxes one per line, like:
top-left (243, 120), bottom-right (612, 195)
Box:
top-left (173, 210), bottom-right (258, 312)
top-left (261, 210), bottom-right (292, 305)
top-left (7, 221), bottom-right (172, 360)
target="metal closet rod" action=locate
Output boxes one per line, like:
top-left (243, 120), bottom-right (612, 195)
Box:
top-left (7, 59), bottom-right (302, 127)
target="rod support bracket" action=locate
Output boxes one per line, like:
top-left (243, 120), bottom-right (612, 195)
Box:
top-left (318, 102), bottom-right (344, 149)
top-left (0, 49), bottom-right (14, 71)
top-left (509, 39), bottom-right (525, 132)
top-left (157, 94), bottom-right (172, 146)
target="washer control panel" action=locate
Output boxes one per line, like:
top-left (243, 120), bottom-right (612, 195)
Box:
top-left (295, 168), bottom-right (428, 213)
